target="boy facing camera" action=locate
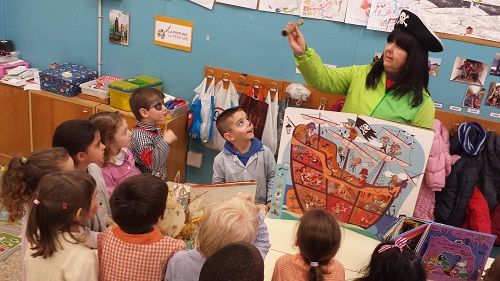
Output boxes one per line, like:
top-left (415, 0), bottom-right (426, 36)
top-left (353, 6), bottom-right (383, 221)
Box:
top-left (212, 107), bottom-right (276, 204)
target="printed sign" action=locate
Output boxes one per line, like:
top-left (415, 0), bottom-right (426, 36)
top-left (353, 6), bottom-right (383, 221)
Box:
top-left (154, 16), bottom-right (193, 52)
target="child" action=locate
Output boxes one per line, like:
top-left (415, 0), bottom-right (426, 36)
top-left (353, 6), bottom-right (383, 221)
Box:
top-left (52, 119), bottom-right (110, 232)
top-left (272, 209), bottom-right (344, 281)
top-left (199, 242), bottom-right (264, 281)
top-left (165, 196), bottom-right (270, 281)
top-left (0, 147), bottom-right (74, 280)
top-left (89, 111), bottom-right (141, 195)
top-left (24, 171), bottom-right (99, 281)
top-left (129, 87), bottom-right (177, 180)
top-left (212, 107), bottom-right (276, 204)
top-left (354, 238), bottom-right (426, 281)
top-left (98, 174), bottom-right (186, 281)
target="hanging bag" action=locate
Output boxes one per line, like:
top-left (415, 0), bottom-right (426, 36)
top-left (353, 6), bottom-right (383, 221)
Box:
top-left (239, 84), bottom-right (268, 140)
top-left (189, 77), bottom-right (215, 142)
top-left (205, 80), bottom-right (239, 150)
top-left (262, 89), bottom-right (279, 154)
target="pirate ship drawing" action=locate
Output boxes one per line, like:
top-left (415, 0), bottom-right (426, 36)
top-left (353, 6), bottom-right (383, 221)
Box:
top-left (282, 112), bottom-right (425, 229)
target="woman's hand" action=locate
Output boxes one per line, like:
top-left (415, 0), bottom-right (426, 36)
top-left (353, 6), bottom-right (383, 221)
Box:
top-left (287, 22), bottom-right (306, 55)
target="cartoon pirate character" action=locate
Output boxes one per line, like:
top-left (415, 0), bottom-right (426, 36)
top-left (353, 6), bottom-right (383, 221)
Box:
top-left (305, 122), bottom-right (316, 146)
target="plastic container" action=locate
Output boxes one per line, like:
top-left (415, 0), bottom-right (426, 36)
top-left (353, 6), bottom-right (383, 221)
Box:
top-left (165, 100), bottom-right (189, 120)
top-left (80, 80), bottom-right (109, 99)
top-left (108, 80), bottom-right (140, 111)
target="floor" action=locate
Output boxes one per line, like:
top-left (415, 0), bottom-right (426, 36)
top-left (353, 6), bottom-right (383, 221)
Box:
top-left (0, 249), bottom-right (21, 280)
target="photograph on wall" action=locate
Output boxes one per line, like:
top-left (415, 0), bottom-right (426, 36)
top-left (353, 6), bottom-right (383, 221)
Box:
top-left (490, 53), bottom-right (500, 76)
top-left (450, 57), bottom-right (489, 87)
top-left (269, 108), bottom-right (434, 239)
top-left (300, 0), bottom-right (349, 22)
top-left (109, 10), bottom-right (129, 46)
top-left (462, 85), bottom-right (485, 109)
top-left (258, 0), bottom-right (300, 15)
top-left (366, 0), bottom-right (420, 32)
top-left (344, 0), bottom-right (372, 26)
top-left (428, 57), bottom-right (442, 77)
top-left (485, 82), bottom-right (500, 108)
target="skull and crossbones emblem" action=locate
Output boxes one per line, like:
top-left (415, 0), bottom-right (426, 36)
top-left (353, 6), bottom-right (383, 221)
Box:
top-left (398, 12), bottom-right (409, 27)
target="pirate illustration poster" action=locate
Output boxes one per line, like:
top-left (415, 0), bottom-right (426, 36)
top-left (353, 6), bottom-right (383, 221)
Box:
top-left (269, 108), bottom-right (434, 239)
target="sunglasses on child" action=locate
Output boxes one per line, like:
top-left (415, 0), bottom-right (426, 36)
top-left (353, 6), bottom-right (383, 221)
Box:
top-left (149, 101), bottom-right (164, 111)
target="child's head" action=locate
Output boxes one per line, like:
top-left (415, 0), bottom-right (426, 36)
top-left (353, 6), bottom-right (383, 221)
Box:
top-left (295, 209), bottom-right (342, 281)
top-left (215, 107), bottom-right (254, 143)
top-left (26, 171), bottom-right (97, 258)
top-left (199, 242), bottom-right (264, 281)
top-left (110, 174), bottom-right (167, 234)
top-left (129, 87), bottom-right (166, 123)
top-left (198, 197), bottom-right (259, 257)
top-left (356, 238), bottom-right (426, 281)
top-left (89, 111), bottom-right (131, 165)
top-left (52, 119), bottom-right (105, 168)
top-left (0, 148), bottom-right (74, 222)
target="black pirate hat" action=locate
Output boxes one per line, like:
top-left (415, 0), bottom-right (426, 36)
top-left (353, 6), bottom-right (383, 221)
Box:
top-left (394, 9), bottom-right (444, 52)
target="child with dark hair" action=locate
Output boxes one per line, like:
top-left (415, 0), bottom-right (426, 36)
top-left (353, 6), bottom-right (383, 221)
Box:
top-left (129, 87), bottom-right (177, 180)
top-left (199, 242), bottom-right (264, 281)
top-left (89, 111), bottom-right (141, 195)
top-left (98, 174), bottom-right (186, 281)
top-left (272, 209), bottom-right (344, 281)
top-left (213, 107), bottom-right (276, 204)
top-left (354, 237), bottom-right (426, 281)
top-left (0, 148), bottom-right (74, 281)
top-left (24, 171), bottom-right (99, 281)
top-left (52, 119), bottom-right (110, 233)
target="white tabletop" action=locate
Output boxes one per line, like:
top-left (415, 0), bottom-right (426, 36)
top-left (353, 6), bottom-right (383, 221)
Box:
top-left (263, 217), bottom-right (495, 281)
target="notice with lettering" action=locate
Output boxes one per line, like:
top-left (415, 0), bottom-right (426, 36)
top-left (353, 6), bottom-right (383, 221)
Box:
top-left (154, 16), bottom-right (193, 52)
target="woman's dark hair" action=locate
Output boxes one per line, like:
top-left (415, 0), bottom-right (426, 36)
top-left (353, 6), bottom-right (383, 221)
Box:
top-left (52, 119), bottom-right (98, 161)
top-left (26, 171), bottom-right (96, 258)
top-left (366, 29), bottom-right (429, 107)
top-left (355, 241), bottom-right (426, 281)
top-left (295, 209), bottom-right (342, 281)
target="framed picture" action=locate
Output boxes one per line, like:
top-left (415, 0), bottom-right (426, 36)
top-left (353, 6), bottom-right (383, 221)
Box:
top-left (109, 10), bottom-right (129, 46)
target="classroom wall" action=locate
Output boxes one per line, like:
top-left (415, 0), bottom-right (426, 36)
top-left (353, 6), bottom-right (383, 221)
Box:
top-left (0, 0), bottom-right (5, 40)
top-left (4, 0), bottom-right (499, 183)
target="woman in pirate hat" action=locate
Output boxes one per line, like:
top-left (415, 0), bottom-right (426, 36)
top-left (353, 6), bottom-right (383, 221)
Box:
top-left (287, 10), bottom-right (444, 129)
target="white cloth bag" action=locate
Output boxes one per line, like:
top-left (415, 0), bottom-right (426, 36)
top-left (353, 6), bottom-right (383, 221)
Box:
top-left (262, 90), bottom-right (279, 154)
top-left (205, 80), bottom-right (239, 150)
top-left (192, 77), bottom-right (215, 143)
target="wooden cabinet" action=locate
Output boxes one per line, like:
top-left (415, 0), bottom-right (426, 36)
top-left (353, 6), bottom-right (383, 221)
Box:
top-left (0, 84), bottom-right (31, 164)
top-left (96, 104), bottom-right (188, 182)
top-left (30, 90), bottom-right (99, 151)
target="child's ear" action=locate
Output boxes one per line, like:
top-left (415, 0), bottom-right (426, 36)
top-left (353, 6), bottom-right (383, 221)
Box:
top-left (139, 108), bottom-right (149, 119)
top-left (73, 208), bottom-right (84, 224)
top-left (76, 151), bottom-right (87, 164)
top-left (223, 132), bottom-right (234, 141)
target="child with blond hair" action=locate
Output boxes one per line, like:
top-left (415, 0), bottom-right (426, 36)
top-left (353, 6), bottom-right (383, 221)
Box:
top-left (165, 196), bottom-right (270, 281)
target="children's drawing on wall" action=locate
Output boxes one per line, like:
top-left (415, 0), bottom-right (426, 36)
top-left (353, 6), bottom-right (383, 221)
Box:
top-left (428, 57), bottom-right (441, 76)
top-left (373, 52), bottom-right (382, 63)
top-left (450, 57), bottom-right (489, 87)
top-left (366, 0), bottom-right (420, 32)
top-left (490, 53), bottom-right (500, 77)
top-left (217, 0), bottom-right (259, 9)
top-left (300, 0), bottom-right (350, 22)
top-left (258, 0), bottom-right (300, 15)
top-left (109, 10), bottom-right (129, 46)
top-left (189, 0), bottom-right (215, 10)
top-left (420, 0), bottom-right (500, 42)
top-left (269, 108), bottom-right (434, 239)
top-left (344, 0), bottom-right (372, 25)
top-left (485, 82), bottom-right (500, 108)
top-left (462, 85), bottom-right (485, 110)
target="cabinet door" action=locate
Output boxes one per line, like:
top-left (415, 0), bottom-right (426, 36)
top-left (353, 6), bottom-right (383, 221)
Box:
top-left (31, 93), bottom-right (97, 151)
top-left (165, 112), bottom-right (188, 182)
top-left (0, 84), bottom-right (30, 164)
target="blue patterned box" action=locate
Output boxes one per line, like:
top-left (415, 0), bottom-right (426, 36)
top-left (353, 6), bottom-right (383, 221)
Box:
top-left (40, 63), bottom-right (97, 97)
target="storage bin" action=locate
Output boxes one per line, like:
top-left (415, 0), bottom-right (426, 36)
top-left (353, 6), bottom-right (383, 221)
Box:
top-left (108, 80), bottom-right (140, 111)
top-left (165, 100), bottom-right (189, 120)
top-left (80, 80), bottom-right (110, 99)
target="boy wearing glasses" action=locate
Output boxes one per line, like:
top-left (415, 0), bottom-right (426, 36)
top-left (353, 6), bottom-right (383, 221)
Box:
top-left (129, 87), bottom-right (177, 180)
